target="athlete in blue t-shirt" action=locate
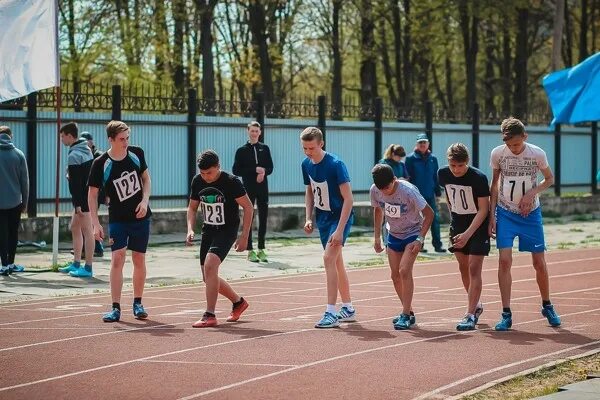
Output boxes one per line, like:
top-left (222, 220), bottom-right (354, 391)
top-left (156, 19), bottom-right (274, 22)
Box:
top-left (301, 127), bottom-right (355, 328)
top-left (438, 144), bottom-right (489, 331)
top-left (371, 164), bottom-right (434, 330)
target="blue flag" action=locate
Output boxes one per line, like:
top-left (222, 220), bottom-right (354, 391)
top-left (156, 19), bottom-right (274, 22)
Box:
top-left (543, 52), bottom-right (600, 126)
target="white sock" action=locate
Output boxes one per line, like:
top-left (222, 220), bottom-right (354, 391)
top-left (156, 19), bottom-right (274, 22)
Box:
top-left (326, 304), bottom-right (337, 314)
top-left (342, 302), bottom-right (354, 311)
top-left (477, 301), bottom-right (483, 309)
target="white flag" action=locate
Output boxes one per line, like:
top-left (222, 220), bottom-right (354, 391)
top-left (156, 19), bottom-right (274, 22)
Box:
top-left (0, 0), bottom-right (59, 102)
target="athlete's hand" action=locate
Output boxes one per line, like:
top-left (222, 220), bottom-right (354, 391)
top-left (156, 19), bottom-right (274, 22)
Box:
top-left (406, 241), bottom-right (421, 255)
top-left (304, 220), bottom-right (313, 235)
top-left (488, 217), bottom-right (496, 239)
top-left (186, 230), bottom-right (195, 246)
top-left (452, 232), bottom-right (471, 249)
top-left (75, 206), bottom-right (82, 215)
top-left (93, 223), bottom-right (104, 241)
top-left (256, 172), bottom-right (265, 183)
top-left (255, 166), bottom-right (265, 174)
top-left (518, 192), bottom-right (534, 216)
top-left (234, 234), bottom-right (248, 252)
top-left (374, 237), bottom-right (384, 253)
top-left (328, 230), bottom-right (343, 247)
top-left (135, 199), bottom-right (148, 219)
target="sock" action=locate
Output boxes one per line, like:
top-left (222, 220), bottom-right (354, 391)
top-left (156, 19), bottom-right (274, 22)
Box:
top-left (503, 307), bottom-right (512, 314)
top-left (204, 311), bottom-right (215, 317)
top-left (477, 301), bottom-right (483, 309)
top-left (410, 311), bottom-right (415, 316)
top-left (342, 302), bottom-right (354, 311)
top-left (233, 297), bottom-right (245, 308)
top-left (133, 297), bottom-right (142, 304)
top-left (542, 300), bottom-right (551, 307)
top-left (326, 304), bottom-right (337, 314)
top-left (112, 302), bottom-right (121, 311)
top-left (84, 264), bottom-right (92, 272)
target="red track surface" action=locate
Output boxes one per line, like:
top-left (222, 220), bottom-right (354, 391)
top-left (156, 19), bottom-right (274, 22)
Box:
top-left (1, 248), bottom-right (599, 399)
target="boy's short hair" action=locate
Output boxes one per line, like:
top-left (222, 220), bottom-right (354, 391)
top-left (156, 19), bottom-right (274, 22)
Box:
top-left (500, 117), bottom-right (525, 141)
top-left (300, 127), bottom-right (323, 142)
top-left (60, 122), bottom-right (79, 138)
top-left (247, 121), bottom-right (261, 129)
top-left (447, 143), bottom-right (469, 163)
top-left (0, 126), bottom-right (12, 137)
top-left (372, 164), bottom-right (395, 190)
top-left (197, 149), bottom-right (219, 170)
top-left (106, 120), bottom-right (129, 139)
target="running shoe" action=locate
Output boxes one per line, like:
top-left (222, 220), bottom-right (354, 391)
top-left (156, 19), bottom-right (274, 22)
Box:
top-left (257, 249), bottom-right (268, 263)
top-left (9, 264), bottom-right (25, 273)
top-left (247, 250), bottom-right (259, 263)
top-left (494, 312), bottom-right (513, 331)
top-left (192, 312), bottom-right (218, 328)
top-left (393, 313), bottom-right (412, 330)
top-left (392, 313), bottom-right (416, 325)
top-left (315, 312), bottom-right (339, 328)
top-left (103, 308), bottom-right (121, 323)
top-left (541, 304), bottom-right (561, 327)
top-left (226, 298), bottom-right (249, 322)
top-left (58, 262), bottom-right (79, 274)
top-left (456, 314), bottom-right (476, 331)
top-left (69, 266), bottom-right (93, 278)
top-left (336, 306), bottom-right (356, 322)
top-left (133, 303), bottom-right (148, 319)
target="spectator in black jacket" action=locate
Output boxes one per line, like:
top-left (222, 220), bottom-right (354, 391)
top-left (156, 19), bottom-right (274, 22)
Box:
top-left (58, 122), bottom-right (95, 278)
top-left (232, 121), bottom-right (274, 262)
top-left (81, 132), bottom-right (105, 257)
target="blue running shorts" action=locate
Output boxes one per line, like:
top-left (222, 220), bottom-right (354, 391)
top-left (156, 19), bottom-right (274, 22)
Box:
top-left (109, 219), bottom-right (151, 253)
top-left (387, 233), bottom-right (418, 253)
top-left (495, 206), bottom-right (545, 252)
top-left (318, 214), bottom-right (353, 249)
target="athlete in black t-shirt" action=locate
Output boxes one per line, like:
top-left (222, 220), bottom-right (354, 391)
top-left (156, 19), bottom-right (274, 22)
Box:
top-left (88, 121), bottom-right (151, 323)
top-left (438, 143), bottom-right (490, 331)
top-left (186, 150), bottom-right (254, 328)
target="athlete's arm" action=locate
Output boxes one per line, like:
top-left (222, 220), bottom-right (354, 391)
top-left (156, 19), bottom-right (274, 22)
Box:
top-left (329, 182), bottom-right (353, 246)
top-left (373, 206), bottom-right (384, 253)
top-left (406, 203), bottom-right (434, 255)
top-left (88, 186), bottom-right (103, 241)
top-left (186, 199), bottom-right (199, 246)
top-left (135, 170), bottom-right (151, 219)
top-left (304, 185), bottom-right (314, 234)
top-left (488, 168), bottom-right (500, 238)
top-left (519, 165), bottom-right (554, 215)
top-left (234, 194), bottom-right (254, 252)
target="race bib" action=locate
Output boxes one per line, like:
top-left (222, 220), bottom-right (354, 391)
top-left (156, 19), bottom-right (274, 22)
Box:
top-left (502, 176), bottom-right (533, 205)
top-left (200, 202), bottom-right (225, 225)
top-left (113, 171), bottom-right (141, 202)
top-left (384, 203), bottom-right (402, 218)
top-left (310, 177), bottom-right (331, 211)
top-left (445, 184), bottom-right (477, 215)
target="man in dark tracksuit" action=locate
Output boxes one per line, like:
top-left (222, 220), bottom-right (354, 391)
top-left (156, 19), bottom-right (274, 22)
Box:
top-left (232, 121), bottom-right (274, 262)
top-left (405, 133), bottom-right (446, 253)
top-left (59, 122), bottom-right (95, 277)
top-left (81, 132), bottom-right (105, 257)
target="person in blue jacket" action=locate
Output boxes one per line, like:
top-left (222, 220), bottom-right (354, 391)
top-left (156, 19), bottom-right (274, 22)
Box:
top-left (405, 133), bottom-right (446, 253)
top-left (379, 144), bottom-right (409, 180)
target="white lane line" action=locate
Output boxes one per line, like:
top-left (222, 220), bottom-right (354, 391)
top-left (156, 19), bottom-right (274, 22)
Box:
top-left (176, 307), bottom-right (600, 400)
top-left (0, 287), bottom-right (598, 394)
top-left (140, 360), bottom-right (298, 368)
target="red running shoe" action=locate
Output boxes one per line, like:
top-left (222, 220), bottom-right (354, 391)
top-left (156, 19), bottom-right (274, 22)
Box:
top-left (226, 298), bottom-right (249, 322)
top-left (192, 312), bottom-right (217, 328)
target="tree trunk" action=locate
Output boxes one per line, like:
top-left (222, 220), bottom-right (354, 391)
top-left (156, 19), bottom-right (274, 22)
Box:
top-left (501, 26), bottom-right (511, 114)
top-left (248, 1), bottom-right (274, 102)
top-left (154, 0), bottom-right (170, 81)
top-left (172, 0), bottom-right (186, 97)
top-left (380, 23), bottom-right (398, 107)
top-left (359, 0), bottom-right (378, 119)
top-left (402, 0), bottom-right (412, 107)
top-left (198, 0), bottom-right (217, 102)
top-left (331, 0), bottom-right (343, 120)
top-left (551, 0), bottom-right (565, 71)
top-left (579, 0), bottom-right (589, 62)
top-left (458, 0), bottom-right (479, 111)
top-left (513, 8), bottom-right (528, 119)
top-left (483, 22), bottom-right (496, 118)
top-left (391, 0), bottom-right (403, 103)
top-left (563, 0), bottom-right (573, 66)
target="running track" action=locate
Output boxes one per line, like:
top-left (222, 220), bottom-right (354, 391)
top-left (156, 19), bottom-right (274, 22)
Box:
top-left (1, 248), bottom-right (599, 399)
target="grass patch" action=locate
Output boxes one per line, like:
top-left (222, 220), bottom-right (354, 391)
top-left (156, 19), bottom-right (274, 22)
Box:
top-left (557, 242), bottom-right (576, 249)
top-left (580, 237), bottom-right (600, 244)
top-left (569, 228), bottom-right (584, 232)
top-left (50, 261), bottom-right (71, 273)
top-left (572, 214), bottom-right (596, 222)
top-left (542, 210), bottom-right (562, 218)
top-left (463, 353), bottom-right (600, 400)
top-left (348, 257), bottom-right (387, 268)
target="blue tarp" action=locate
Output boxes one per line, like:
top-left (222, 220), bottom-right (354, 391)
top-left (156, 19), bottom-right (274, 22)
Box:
top-left (542, 52), bottom-right (600, 126)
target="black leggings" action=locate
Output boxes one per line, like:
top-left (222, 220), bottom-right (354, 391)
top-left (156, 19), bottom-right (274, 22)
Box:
top-left (246, 190), bottom-right (269, 250)
top-left (0, 205), bottom-right (22, 266)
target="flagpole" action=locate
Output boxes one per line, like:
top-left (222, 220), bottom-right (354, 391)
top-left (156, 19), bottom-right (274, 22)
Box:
top-left (52, 84), bottom-right (61, 266)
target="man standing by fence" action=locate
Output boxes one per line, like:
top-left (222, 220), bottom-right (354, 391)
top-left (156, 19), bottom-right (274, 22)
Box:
top-left (233, 121), bottom-right (274, 263)
top-left (405, 133), bottom-right (446, 253)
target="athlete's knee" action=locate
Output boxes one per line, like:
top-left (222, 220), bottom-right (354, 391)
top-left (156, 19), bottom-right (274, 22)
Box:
top-left (532, 257), bottom-right (547, 272)
top-left (390, 270), bottom-right (401, 284)
top-left (323, 252), bottom-right (337, 267)
top-left (399, 266), bottom-right (412, 280)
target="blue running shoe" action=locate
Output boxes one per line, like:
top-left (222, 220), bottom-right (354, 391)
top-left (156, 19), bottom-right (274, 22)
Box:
top-left (58, 262), bottom-right (79, 274)
top-left (9, 264), bottom-right (25, 273)
top-left (474, 304), bottom-right (484, 324)
top-left (494, 312), bottom-right (512, 331)
top-left (394, 313), bottom-right (412, 330)
top-left (103, 308), bottom-right (121, 323)
top-left (541, 304), bottom-right (561, 327)
top-left (336, 306), bottom-right (356, 322)
top-left (315, 312), bottom-right (339, 328)
top-left (0, 266), bottom-right (10, 276)
top-left (69, 267), bottom-right (93, 278)
top-left (392, 313), bottom-right (416, 325)
top-left (457, 314), bottom-right (476, 331)
top-left (133, 303), bottom-right (148, 319)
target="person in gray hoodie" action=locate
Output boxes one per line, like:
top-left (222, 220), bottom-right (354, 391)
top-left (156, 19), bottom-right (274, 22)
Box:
top-left (0, 126), bottom-right (28, 276)
top-left (58, 122), bottom-right (95, 278)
